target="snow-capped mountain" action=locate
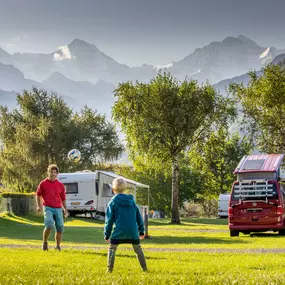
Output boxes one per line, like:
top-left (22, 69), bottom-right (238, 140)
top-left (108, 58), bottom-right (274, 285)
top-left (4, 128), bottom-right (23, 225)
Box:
top-left (2, 39), bottom-right (129, 83)
top-left (169, 35), bottom-right (284, 83)
top-left (1, 35), bottom-right (285, 115)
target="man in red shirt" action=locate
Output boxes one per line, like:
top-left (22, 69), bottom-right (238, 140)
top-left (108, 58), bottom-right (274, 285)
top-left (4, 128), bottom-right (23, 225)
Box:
top-left (36, 164), bottom-right (69, 251)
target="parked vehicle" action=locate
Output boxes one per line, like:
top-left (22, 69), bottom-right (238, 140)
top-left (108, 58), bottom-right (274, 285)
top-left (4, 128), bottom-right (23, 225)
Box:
top-left (228, 154), bottom-right (285, 237)
top-left (58, 171), bottom-right (149, 218)
top-left (218, 194), bottom-right (230, 218)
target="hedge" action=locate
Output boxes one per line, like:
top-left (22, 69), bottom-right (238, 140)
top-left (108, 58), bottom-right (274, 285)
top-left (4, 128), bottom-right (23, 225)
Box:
top-left (0, 192), bottom-right (35, 198)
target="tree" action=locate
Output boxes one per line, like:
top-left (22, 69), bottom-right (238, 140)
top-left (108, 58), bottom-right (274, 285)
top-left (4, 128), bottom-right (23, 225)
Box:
top-left (0, 88), bottom-right (123, 191)
top-left (229, 62), bottom-right (285, 153)
top-left (96, 161), bottom-right (200, 215)
top-left (188, 128), bottom-right (252, 199)
top-left (72, 106), bottom-right (124, 168)
top-left (113, 73), bottom-right (235, 223)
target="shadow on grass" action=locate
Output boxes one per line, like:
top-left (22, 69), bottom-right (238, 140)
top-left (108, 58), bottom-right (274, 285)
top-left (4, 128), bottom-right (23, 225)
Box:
top-left (149, 218), bottom-right (228, 227)
top-left (182, 218), bottom-right (228, 226)
top-left (249, 233), bottom-right (280, 238)
top-left (0, 215), bottom-right (105, 244)
top-left (80, 251), bottom-right (167, 260)
top-left (142, 236), bottom-right (248, 245)
top-left (0, 214), bottom-right (241, 246)
top-left (11, 214), bottom-right (105, 225)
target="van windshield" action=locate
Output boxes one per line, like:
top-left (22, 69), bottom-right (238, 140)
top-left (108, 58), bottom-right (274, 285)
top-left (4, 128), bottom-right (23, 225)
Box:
top-left (231, 181), bottom-right (278, 201)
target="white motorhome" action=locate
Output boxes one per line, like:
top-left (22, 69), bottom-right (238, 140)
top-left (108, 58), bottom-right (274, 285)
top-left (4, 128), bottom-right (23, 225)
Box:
top-left (218, 194), bottom-right (230, 218)
top-left (58, 171), bottom-right (149, 217)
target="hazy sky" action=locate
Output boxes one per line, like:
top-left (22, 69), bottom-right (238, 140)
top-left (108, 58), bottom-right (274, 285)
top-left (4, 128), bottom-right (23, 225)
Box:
top-left (0, 0), bottom-right (284, 66)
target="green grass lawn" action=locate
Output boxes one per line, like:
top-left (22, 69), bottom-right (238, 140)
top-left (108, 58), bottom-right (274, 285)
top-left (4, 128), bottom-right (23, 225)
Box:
top-left (1, 214), bottom-right (285, 284)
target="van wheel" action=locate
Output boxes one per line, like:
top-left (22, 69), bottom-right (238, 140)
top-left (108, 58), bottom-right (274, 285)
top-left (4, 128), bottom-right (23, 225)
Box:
top-left (230, 230), bottom-right (239, 237)
top-left (69, 211), bottom-right (76, 217)
top-left (278, 230), bottom-right (285, 236)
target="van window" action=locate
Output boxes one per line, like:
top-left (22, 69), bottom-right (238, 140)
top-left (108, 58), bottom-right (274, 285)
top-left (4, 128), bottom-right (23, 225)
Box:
top-left (102, 183), bottom-right (114, 197)
top-left (64, 183), bottom-right (78, 194)
top-left (232, 181), bottom-right (278, 201)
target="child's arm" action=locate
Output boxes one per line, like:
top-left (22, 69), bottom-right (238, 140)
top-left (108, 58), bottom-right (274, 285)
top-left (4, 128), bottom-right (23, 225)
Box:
top-left (135, 205), bottom-right (145, 236)
top-left (104, 203), bottom-right (115, 240)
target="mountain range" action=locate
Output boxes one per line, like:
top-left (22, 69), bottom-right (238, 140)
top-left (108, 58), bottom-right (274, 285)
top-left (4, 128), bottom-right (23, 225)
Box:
top-left (1, 35), bottom-right (285, 115)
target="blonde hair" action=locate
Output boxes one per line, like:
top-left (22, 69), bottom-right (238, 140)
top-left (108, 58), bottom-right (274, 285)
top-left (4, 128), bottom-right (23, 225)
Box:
top-left (112, 177), bottom-right (127, 193)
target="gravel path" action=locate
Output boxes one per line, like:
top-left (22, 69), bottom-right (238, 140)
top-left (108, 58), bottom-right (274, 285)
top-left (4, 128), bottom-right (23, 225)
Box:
top-left (1, 243), bottom-right (285, 254)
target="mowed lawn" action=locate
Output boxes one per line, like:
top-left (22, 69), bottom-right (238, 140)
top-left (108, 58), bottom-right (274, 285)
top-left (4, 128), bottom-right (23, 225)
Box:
top-left (1, 214), bottom-right (285, 284)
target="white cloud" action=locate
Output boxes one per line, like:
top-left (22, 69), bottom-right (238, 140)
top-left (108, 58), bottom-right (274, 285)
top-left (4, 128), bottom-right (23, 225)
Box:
top-left (53, 45), bottom-right (73, 61)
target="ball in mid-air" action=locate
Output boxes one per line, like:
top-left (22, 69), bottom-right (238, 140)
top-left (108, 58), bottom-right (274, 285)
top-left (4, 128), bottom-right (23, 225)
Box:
top-left (68, 149), bottom-right (81, 162)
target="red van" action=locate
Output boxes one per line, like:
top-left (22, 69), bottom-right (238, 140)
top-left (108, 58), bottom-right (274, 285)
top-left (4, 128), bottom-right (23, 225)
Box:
top-left (228, 154), bottom-right (285, 237)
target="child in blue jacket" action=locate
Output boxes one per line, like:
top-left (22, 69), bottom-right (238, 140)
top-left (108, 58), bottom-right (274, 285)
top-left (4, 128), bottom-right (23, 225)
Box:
top-left (104, 177), bottom-right (147, 273)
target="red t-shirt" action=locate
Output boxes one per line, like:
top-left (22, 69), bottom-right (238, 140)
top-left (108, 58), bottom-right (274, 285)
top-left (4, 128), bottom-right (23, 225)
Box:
top-left (36, 178), bottom-right (66, 208)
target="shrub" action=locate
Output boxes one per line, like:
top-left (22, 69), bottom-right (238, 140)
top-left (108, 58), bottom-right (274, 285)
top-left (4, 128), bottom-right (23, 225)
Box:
top-left (181, 201), bottom-right (203, 217)
top-left (199, 198), bottom-right (218, 218)
top-left (0, 192), bottom-right (35, 198)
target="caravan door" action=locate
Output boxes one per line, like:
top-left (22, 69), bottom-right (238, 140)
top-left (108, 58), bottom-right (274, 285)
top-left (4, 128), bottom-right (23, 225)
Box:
top-left (59, 173), bottom-right (98, 215)
top-left (65, 181), bottom-right (97, 211)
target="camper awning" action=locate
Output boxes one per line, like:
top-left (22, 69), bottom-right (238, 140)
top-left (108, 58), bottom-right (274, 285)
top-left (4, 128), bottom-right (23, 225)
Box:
top-left (98, 171), bottom-right (149, 189)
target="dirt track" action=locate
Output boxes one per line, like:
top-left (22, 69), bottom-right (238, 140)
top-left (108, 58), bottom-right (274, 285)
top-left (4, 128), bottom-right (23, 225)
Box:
top-left (1, 243), bottom-right (285, 254)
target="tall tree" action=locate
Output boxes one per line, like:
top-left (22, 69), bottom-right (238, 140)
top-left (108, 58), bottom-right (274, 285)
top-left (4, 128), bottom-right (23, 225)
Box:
top-left (229, 62), bottom-right (285, 153)
top-left (113, 73), bottom-right (235, 223)
top-left (0, 88), bottom-right (123, 191)
top-left (188, 128), bottom-right (252, 199)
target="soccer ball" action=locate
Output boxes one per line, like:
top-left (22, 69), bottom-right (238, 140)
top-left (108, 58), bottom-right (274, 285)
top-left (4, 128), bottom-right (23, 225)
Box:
top-left (68, 149), bottom-right (81, 162)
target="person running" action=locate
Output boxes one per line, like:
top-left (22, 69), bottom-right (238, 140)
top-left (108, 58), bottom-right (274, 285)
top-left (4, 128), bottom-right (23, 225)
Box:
top-left (104, 177), bottom-right (147, 273)
top-left (36, 164), bottom-right (68, 251)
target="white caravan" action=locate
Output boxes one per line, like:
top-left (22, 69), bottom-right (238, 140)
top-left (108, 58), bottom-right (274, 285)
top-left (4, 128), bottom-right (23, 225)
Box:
top-left (58, 171), bottom-right (149, 217)
top-left (218, 194), bottom-right (230, 218)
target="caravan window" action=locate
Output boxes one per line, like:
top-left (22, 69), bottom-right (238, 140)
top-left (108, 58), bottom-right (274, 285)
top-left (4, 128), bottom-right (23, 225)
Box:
top-left (64, 183), bottom-right (78, 194)
top-left (102, 183), bottom-right (114, 197)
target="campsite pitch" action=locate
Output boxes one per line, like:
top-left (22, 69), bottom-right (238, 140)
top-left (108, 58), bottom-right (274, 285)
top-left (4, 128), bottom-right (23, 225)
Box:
top-left (1, 214), bottom-right (285, 284)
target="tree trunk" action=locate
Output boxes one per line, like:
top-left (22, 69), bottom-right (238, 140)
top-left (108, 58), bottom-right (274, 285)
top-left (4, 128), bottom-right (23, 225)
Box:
top-left (171, 161), bottom-right (180, 224)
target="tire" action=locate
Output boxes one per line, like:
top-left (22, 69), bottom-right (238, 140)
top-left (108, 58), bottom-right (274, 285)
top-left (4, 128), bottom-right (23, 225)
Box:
top-left (278, 230), bottom-right (285, 236)
top-left (230, 230), bottom-right (239, 237)
top-left (69, 211), bottom-right (76, 217)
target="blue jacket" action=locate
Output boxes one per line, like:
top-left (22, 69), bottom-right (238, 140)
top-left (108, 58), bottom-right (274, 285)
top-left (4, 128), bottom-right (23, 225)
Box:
top-left (104, 194), bottom-right (144, 242)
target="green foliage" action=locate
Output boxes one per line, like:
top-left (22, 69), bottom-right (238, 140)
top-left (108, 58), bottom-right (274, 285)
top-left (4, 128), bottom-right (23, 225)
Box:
top-left (113, 73), bottom-right (235, 163)
top-left (0, 88), bottom-right (123, 192)
top-left (0, 192), bottom-right (35, 198)
top-left (113, 73), bottom-right (236, 223)
top-left (229, 63), bottom-right (285, 153)
top-left (188, 128), bottom-right (252, 199)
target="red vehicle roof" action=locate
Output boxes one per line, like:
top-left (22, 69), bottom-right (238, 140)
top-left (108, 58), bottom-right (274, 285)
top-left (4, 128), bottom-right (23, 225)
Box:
top-left (234, 154), bottom-right (284, 174)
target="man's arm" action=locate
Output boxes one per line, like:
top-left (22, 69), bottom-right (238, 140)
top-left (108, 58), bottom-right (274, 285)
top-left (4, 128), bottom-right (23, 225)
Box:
top-left (62, 200), bottom-right (67, 211)
top-left (36, 195), bottom-right (42, 212)
top-left (36, 183), bottom-right (43, 212)
top-left (60, 184), bottom-right (69, 217)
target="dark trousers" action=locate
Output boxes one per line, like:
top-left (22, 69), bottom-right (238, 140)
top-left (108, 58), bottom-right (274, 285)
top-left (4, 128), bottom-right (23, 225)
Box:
top-left (107, 244), bottom-right (147, 271)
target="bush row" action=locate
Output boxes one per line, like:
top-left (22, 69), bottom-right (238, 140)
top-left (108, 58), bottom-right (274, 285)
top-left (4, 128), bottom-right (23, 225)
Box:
top-left (0, 192), bottom-right (35, 198)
